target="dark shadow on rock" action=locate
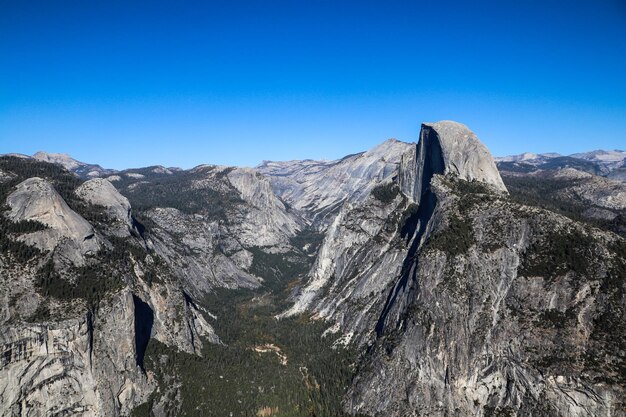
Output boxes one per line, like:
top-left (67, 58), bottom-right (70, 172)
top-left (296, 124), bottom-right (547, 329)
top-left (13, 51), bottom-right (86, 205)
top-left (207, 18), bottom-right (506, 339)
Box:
top-left (375, 125), bottom-right (445, 337)
top-left (133, 294), bottom-right (154, 371)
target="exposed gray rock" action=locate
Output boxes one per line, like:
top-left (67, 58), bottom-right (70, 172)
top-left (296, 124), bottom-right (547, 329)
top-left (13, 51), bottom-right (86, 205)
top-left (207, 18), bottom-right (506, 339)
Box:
top-left (345, 182), bottom-right (625, 416)
top-left (226, 167), bottom-right (303, 247)
top-left (258, 139), bottom-right (413, 227)
top-left (281, 122), bottom-right (623, 416)
top-left (75, 178), bottom-right (137, 236)
top-left (570, 149), bottom-right (626, 173)
top-left (287, 121), bottom-right (508, 320)
top-left (496, 152), bottom-right (562, 163)
top-left (422, 121), bottom-right (507, 192)
top-left (497, 149), bottom-right (626, 178)
top-left (551, 171), bottom-right (626, 211)
top-left (0, 246), bottom-right (218, 417)
top-left (1, 121), bottom-right (625, 416)
top-left (145, 206), bottom-right (261, 294)
top-left (0, 290), bottom-right (151, 417)
top-left (32, 152), bottom-right (83, 171)
top-left (32, 151), bottom-right (116, 179)
top-left (608, 166), bottom-right (626, 182)
top-left (0, 169), bottom-right (15, 183)
top-left (5, 177), bottom-right (101, 265)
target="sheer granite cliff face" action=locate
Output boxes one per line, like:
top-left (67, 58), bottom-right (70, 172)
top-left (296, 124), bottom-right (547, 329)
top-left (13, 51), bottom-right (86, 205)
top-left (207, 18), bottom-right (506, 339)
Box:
top-left (399, 121), bottom-right (506, 203)
top-left (284, 121), bottom-right (508, 321)
top-left (283, 121), bottom-right (625, 416)
top-left (345, 179), bottom-right (625, 416)
top-left (258, 139), bottom-right (414, 228)
top-left (1, 285), bottom-right (217, 416)
top-left (226, 168), bottom-right (303, 247)
top-left (118, 165), bottom-right (306, 296)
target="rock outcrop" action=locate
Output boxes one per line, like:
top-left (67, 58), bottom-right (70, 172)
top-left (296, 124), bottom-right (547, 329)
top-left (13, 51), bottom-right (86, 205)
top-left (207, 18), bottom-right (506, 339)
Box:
top-left (0, 290), bottom-right (151, 417)
top-left (145, 206), bottom-right (261, 294)
top-left (32, 151), bottom-right (115, 178)
top-left (496, 148), bottom-right (626, 178)
top-left (346, 181), bottom-right (626, 416)
top-left (279, 121), bottom-right (624, 416)
top-left (226, 168), bottom-right (303, 247)
top-left (0, 159), bottom-right (221, 417)
top-left (258, 139), bottom-right (413, 227)
top-left (400, 121), bottom-right (506, 201)
top-left (285, 121), bottom-right (507, 320)
top-left (75, 178), bottom-right (138, 236)
top-left (5, 177), bottom-right (101, 265)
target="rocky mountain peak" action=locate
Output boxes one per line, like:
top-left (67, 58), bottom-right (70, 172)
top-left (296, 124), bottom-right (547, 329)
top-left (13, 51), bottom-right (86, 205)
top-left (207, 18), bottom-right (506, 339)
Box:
top-left (2, 122), bottom-right (625, 416)
top-left (257, 139), bottom-right (413, 227)
top-left (399, 120), bottom-right (507, 203)
top-left (75, 178), bottom-right (137, 236)
top-left (424, 120), bottom-right (507, 191)
top-left (30, 151), bottom-right (116, 179)
top-left (32, 151), bottom-right (82, 170)
top-left (365, 138), bottom-right (410, 159)
top-left (571, 149), bottom-right (626, 163)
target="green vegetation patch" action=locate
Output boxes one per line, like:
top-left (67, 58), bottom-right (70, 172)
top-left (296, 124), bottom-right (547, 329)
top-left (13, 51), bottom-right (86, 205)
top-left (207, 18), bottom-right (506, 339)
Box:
top-left (519, 227), bottom-right (595, 282)
top-left (425, 214), bottom-right (474, 256)
top-left (371, 182), bottom-right (399, 204)
top-left (503, 175), bottom-right (626, 238)
top-left (289, 228), bottom-right (325, 256)
top-left (35, 258), bottom-right (124, 308)
top-left (118, 169), bottom-right (244, 221)
top-left (534, 308), bottom-right (575, 329)
top-left (248, 227), bottom-right (324, 293)
top-left (248, 247), bottom-right (311, 293)
top-left (0, 216), bottom-right (45, 263)
top-left (484, 406), bottom-right (515, 417)
top-left (134, 287), bottom-right (368, 417)
top-left (33, 236), bottom-right (163, 308)
top-left (587, 248), bottom-right (626, 384)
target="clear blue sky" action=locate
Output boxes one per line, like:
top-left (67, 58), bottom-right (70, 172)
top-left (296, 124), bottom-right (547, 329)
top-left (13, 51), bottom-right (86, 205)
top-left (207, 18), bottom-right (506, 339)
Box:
top-left (1, 0), bottom-right (625, 169)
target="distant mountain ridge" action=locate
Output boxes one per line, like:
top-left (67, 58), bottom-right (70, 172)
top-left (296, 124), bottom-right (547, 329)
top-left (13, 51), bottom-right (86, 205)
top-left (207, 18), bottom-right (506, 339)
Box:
top-left (2, 147), bottom-right (624, 181)
top-left (496, 149), bottom-right (626, 177)
top-left (497, 149), bottom-right (626, 163)
top-left (32, 151), bottom-right (119, 178)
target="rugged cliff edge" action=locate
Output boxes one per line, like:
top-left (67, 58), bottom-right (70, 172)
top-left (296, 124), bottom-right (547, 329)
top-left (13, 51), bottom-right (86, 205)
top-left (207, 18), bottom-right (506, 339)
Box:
top-left (399, 121), bottom-right (506, 202)
top-left (0, 159), bottom-right (218, 416)
top-left (283, 121), bottom-right (625, 416)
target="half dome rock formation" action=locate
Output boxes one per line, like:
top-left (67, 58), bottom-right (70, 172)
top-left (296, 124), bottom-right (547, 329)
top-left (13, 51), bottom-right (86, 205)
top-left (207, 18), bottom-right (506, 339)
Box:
top-left (400, 121), bottom-right (506, 202)
top-left (5, 177), bottom-right (100, 264)
top-left (276, 122), bottom-right (625, 416)
top-left (285, 120), bottom-right (508, 318)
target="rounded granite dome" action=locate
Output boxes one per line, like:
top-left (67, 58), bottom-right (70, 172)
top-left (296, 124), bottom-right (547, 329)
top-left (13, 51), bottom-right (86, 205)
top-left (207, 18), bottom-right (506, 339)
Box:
top-left (422, 120), bottom-right (507, 192)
